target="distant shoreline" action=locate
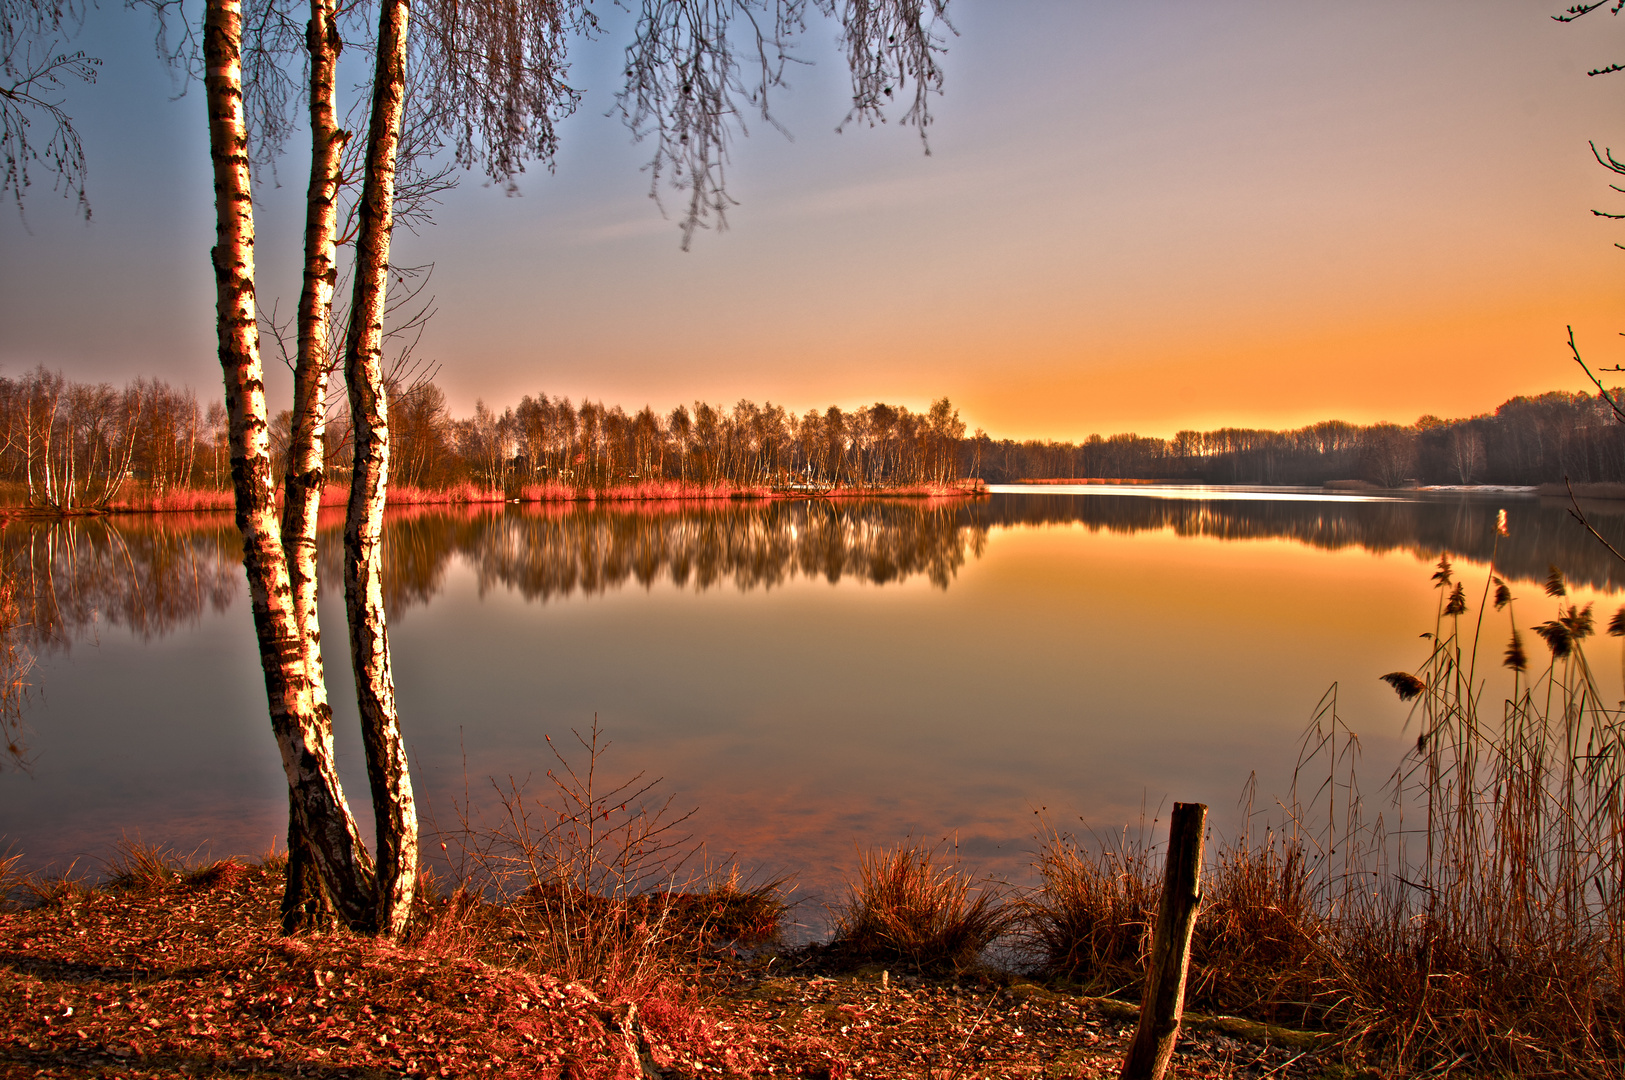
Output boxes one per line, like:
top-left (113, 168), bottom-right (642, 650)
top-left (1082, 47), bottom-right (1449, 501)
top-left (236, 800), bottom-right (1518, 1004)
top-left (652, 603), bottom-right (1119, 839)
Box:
top-left (0, 478), bottom-right (990, 518)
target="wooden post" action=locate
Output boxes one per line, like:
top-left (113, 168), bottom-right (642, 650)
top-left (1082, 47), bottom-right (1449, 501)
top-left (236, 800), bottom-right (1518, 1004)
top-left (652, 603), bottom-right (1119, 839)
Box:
top-left (1119, 801), bottom-right (1207, 1080)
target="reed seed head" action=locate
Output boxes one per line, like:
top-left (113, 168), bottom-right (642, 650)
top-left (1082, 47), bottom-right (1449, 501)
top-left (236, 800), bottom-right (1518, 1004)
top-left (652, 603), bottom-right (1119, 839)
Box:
top-left (1492, 577), bottom-right (1512, 611)
top-left (1545, 565), bottom-right (1567, 597)
top-left (1609, 605), bottom-right (1625, 637)
top-left (1381, 671), bottom-right (1427, 701)
top-left (1504, 629), bottom-right (1527, 672)
top-left (1432, 557), bottom-right (1453, 586)
top-left (1495, 508), bottom-right (1509, 536)
top-left (1534, 619), bottom-right (1573, 659)
top-left (1444, 583), bottom-right (1467, 616)
top-left (1561, 602), bottom-right (1595, 641)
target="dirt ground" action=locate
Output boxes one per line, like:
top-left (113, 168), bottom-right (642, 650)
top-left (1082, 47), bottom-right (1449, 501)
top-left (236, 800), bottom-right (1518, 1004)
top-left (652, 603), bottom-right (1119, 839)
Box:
top-left (0, 863), bottom-right (1334, 1079)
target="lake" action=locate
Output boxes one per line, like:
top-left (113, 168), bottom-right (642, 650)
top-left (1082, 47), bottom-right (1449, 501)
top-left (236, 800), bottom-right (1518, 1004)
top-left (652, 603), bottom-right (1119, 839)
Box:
top-left (6, 486), bottom-right (1625, 909)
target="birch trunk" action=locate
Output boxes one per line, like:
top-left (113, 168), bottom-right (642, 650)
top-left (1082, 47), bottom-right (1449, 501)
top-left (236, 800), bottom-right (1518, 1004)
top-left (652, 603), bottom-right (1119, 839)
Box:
top-left (279, 0), bottom-right (348, 931)
top-left (341, 0), bottom-right (418, 938)
top-left (204, 0), bottom-right (375, 931)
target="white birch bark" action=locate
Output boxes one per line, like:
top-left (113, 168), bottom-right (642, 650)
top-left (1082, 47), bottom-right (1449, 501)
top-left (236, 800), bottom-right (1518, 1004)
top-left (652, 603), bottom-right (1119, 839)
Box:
top-left (204, 0), bottom-right (375, 931)
top-left (278, 0), bottom-right (347, 931)
top-left (341, 0), bottom-right (417, 937)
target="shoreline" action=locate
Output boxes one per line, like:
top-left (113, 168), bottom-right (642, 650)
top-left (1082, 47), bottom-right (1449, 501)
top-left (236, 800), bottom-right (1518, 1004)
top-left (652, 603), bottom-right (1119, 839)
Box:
top-left (0, 856), bottom-right (1327, 1080)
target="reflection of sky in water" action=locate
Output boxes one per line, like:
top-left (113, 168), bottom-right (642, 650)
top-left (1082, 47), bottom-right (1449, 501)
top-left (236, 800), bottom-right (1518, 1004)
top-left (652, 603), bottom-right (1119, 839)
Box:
top-left (991, 483), bottom-right (1391, 503)
top-left (987, 483), bottom-right (1532, 504)
top-left (5, 493), bottom-right (1625, 912)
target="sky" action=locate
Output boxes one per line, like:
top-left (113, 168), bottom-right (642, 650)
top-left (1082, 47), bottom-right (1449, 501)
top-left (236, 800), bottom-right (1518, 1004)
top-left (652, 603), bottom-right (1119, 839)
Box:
top-left (3, 0), bottom-right (1624, 442)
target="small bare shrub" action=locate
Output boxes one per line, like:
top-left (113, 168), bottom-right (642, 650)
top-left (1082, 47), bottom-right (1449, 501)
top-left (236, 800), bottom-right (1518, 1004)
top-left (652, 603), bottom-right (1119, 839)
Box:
top-left (431, 720), bottom-right (786, 998)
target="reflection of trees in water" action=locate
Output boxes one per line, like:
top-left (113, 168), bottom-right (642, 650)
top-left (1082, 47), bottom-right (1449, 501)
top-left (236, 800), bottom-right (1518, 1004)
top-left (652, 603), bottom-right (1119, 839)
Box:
top-left (5, 492), bottom-right (1623, 651)
top-left (357, 501), bottom-right (991, 611)
top-left (0, 515), bottom-right (242, 647)
top-left (971, 493), bottom-right (1625, 592)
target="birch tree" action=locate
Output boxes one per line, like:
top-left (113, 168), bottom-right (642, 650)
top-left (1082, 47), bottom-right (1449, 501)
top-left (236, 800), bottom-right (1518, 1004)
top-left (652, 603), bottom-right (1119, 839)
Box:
top-left (187, 0), bottom-right (960, 938)
top-left (356, 15), bottom-right (415, 938)
top-left (201, 0), bottom-right (376, 929)
top-left (275, 0), bottom-right (347, 929)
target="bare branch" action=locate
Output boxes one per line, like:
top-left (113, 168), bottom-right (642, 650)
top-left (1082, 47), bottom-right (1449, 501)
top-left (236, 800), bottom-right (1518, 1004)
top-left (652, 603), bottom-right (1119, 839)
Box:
top-left (414, 0), bottom-right (588, 187)
top-left (1565, 478), bottom-right (1625, 567)
top-left (1552, 2), bottom-right (1625, 24)
top-left (1565, 325), bottom-right (1625, 425)
top-left (1, 0), bottom-right (100, 219)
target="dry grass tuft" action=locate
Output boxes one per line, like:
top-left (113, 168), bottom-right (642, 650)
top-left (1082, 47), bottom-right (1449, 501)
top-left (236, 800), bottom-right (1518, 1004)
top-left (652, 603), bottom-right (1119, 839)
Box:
top-left (1016, 825), bottom-right (1156, 995)
top-left (1017, 820), bottom-right (1330, 1027)
top-left (104, 838), bottom-right (188, 894)
top-left (1188, 829), bottom-right (1328, 1026)
top-left (833, 839), bottom-right (1013, 972)
top-left (0, 844), bottom-right (24, 911)
top-left (185, 857), bottom-right (250, 891)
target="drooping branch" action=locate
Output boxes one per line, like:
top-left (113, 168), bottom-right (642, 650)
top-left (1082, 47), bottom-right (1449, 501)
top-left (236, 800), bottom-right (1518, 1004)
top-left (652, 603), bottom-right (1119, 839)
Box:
top-left (617, 0), bottom-right (954, 249)
top-left (1, 0), bottom-right (100, 219)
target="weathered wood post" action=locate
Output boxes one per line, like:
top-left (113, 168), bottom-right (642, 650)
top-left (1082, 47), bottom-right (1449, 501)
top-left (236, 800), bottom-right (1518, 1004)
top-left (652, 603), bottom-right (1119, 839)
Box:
top-left (1119, 801), bottom-right (1207, 1080)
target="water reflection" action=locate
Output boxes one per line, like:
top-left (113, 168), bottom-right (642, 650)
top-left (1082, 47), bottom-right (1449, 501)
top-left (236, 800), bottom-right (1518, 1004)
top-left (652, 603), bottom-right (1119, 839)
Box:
top-left (7, 492), bottom-right (1625, 645)
top-left (9, 489), bottom-right (1625, 890)
top-left (0, 514), bottom-right (241, 647)
top-left (973, 491), bottom-right (1625, 592)
top-left (367, 500), bottom-right (991, 612)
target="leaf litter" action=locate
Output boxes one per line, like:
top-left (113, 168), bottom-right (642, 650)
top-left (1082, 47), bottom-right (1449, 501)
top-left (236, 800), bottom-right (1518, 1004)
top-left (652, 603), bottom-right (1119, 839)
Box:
top-left (0, 860), bottom-right (1326, 1079)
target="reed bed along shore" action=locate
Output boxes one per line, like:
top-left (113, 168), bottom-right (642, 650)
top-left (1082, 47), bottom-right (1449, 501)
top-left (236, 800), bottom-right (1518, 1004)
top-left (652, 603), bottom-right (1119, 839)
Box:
top-left (18, 478), bottom-right (987, 515)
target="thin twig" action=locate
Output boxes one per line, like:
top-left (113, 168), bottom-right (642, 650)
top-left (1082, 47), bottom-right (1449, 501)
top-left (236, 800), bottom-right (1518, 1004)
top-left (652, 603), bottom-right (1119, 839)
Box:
top-left (1564, 478), bottom-right (1625, 567)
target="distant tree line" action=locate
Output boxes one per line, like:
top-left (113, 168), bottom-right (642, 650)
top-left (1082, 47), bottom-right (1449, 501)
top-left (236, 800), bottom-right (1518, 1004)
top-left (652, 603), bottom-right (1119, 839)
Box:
top-left (5, 366), bottom-right (1625, 506)
top-left (973, 390), bottom-right (1625, 487)
top-left (396, 388), bottom-right (971, 493)
top-left (0, 368), bottom-right (228, 509)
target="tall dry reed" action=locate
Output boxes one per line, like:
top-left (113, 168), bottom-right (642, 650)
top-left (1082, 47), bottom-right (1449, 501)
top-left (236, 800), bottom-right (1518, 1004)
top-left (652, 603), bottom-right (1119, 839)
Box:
top-left (1022, 547), bottom-right (1624, 1076)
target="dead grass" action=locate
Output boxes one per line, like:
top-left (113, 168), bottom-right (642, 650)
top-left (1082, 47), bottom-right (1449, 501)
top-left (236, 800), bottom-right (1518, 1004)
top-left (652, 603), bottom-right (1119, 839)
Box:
top-left (0, 845), bottom-right (24, 911)
top-left (1016, 825), bottom-right (1158, 997)
top-left (106, 487), bottom-right (236, 513)
top-left (518, 478), bottom-right (772, 502)
top-left (388, 481), bottom-right (506, 505)
top-left (831, 839), bottom-right (1014, 973)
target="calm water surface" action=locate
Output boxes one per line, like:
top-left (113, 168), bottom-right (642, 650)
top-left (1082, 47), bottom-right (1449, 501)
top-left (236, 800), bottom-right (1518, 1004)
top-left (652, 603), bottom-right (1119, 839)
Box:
top-left (6, 488), bottom-right (1625, 901)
